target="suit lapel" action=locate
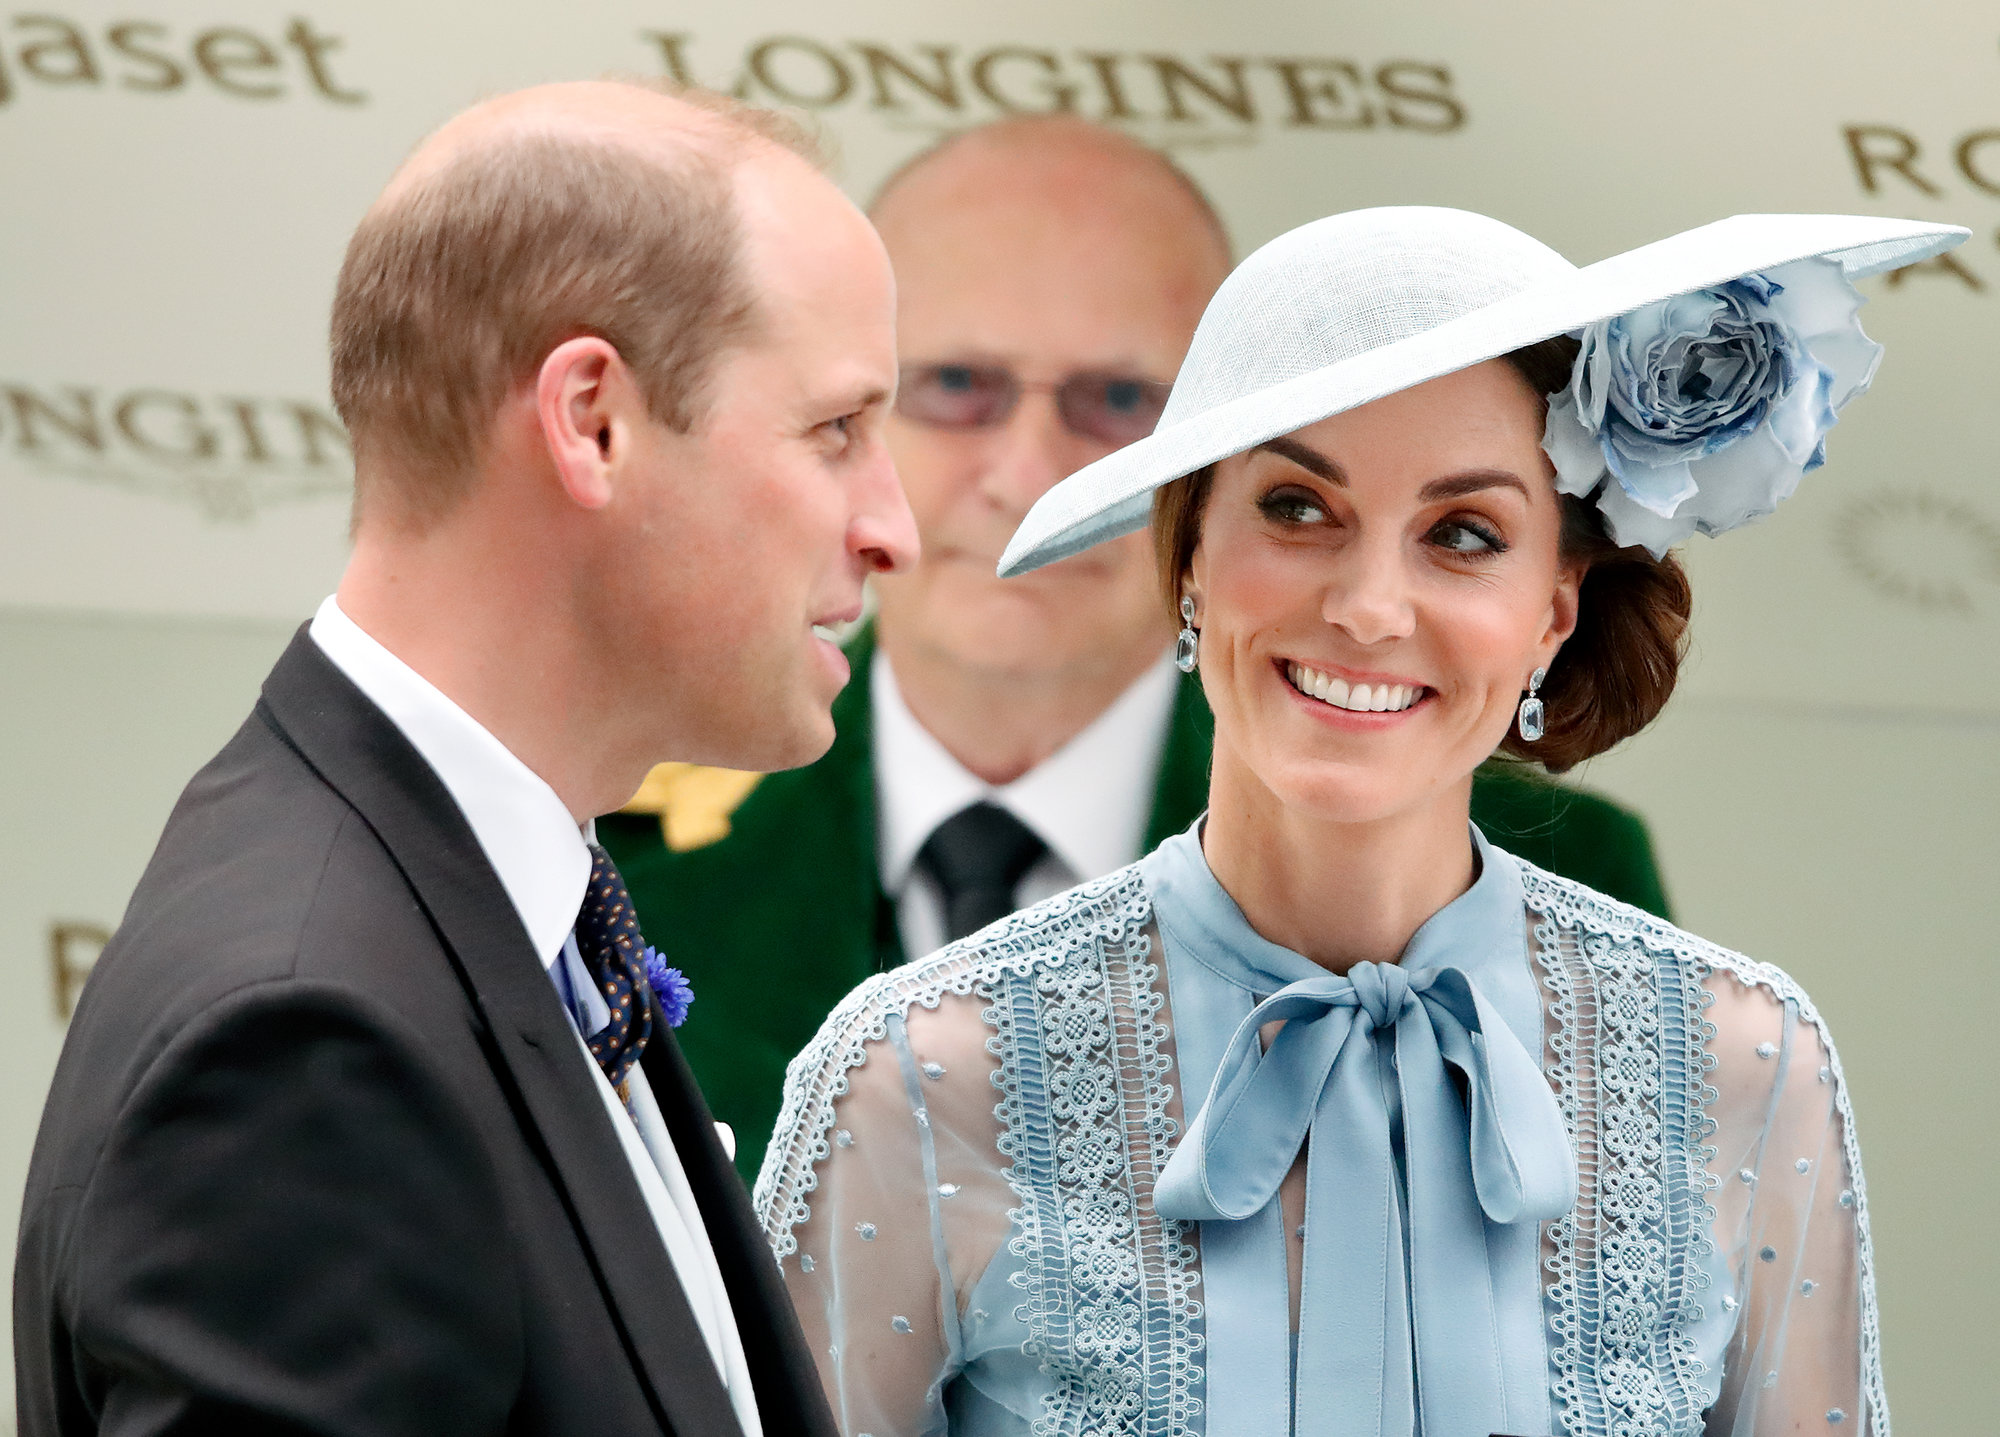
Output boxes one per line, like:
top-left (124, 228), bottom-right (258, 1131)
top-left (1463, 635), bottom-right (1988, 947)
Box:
top-left (781, 624), bottom-right (902, 973)
top-left (1143, 669), bottom-right (1215, 851)
top-left (839, 630), bottom-right (908, 971)
top-left (258, 631), bottom-right (741, 1437)
top-left (640, 1017), bottom-right (836, 1436)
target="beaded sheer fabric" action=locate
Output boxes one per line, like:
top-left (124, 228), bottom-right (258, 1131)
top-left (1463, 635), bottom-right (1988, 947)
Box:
top-left (757, 829), bottom-right (1881, 1437)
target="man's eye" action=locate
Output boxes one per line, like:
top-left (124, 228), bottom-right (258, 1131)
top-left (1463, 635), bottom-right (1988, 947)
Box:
top-left (1430, 518), bottom-right (1505, 554)
top-left (1257, 487), bottom-right (1328, 526)
top-left (1102, 380), bottom-right (1144, 414)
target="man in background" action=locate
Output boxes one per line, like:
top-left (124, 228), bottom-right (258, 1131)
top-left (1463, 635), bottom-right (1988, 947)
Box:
top-left (16, 82), bottom-right (913, 1436)
top-left (603, 115), bottom-right (1669, 1182)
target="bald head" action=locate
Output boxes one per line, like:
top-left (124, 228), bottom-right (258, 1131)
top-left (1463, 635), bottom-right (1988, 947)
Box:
top-left (865, 116), bottom-right (1233, 759)
top-left (867, 115), bottom-right (1229, 407)
top-left (871, 115), bottom-right (1229, 272)
top-left (330, 80), bottom-right (828, 530)
top-left (382, 80), bottom-right (819, 209)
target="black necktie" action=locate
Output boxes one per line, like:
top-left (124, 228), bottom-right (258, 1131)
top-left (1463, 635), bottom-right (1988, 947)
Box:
top-left (574, 844), bottom-right (652, 1101)
top-left (913, 801), bottom-right (1049, 944)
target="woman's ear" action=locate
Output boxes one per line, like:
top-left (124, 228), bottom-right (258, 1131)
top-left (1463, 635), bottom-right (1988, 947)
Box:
top-left (536, 337), bottom-right (627, 511)
top-left (1541, 559), bottom-right (1585, 660)
top-left (1183, 544), bottom-right (1208, 624)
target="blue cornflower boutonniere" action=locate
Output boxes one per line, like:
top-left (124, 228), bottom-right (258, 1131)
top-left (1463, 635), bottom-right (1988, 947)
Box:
top-left (640, 945), bottom-right (694, 1028)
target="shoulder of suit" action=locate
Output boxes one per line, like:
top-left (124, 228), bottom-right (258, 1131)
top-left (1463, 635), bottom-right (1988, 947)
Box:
top-left (619, 763), bottom-right (767, 852)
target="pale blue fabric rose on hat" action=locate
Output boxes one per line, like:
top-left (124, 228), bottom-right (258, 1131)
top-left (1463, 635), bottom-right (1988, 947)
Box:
top-left (1541, 256), bottom-right (1882, 557)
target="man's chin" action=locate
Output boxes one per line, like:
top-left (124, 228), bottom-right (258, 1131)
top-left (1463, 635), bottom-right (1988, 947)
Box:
top-left (738, 676), bottom-right (839, 772)
top-left (928, 622), bottom-right (1103, 680)
top-left (885, 591), bottom-right (1080, 670)
top-left (758, 708), bottom-right (837, 772)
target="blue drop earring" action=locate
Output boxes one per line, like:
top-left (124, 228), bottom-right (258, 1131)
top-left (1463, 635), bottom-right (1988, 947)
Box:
top-left (1517, 667), bottom-right (1547, 743)
top-left (1175, 595), bottom-right (1199, 673)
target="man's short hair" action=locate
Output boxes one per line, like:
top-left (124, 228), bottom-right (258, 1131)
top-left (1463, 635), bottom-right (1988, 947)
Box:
top-left (329, 85), bottom-right (820, 529)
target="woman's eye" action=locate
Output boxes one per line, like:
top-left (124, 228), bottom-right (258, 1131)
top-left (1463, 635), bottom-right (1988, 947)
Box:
top-left (1430, 518), bottom-right (1506, 554)
top-left (1257, 487), bottom-right (1329, 526)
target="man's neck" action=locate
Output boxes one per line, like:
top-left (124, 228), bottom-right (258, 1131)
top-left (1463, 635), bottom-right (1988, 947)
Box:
top-left (337, 537), bottom-right (624, 824)
top-left (879, 630), bottom-right (1171, 787)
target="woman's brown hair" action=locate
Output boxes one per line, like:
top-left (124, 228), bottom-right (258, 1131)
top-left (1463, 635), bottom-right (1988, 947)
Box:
top-left (1149, 336), bottom-right (1692, 773)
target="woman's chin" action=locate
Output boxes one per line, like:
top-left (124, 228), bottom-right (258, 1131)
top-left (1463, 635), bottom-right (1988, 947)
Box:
top-left (1259, 761), bottom-right (1439, 829)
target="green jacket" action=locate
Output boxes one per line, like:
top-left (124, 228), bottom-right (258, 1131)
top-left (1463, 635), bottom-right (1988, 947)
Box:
top-left (601, 627), bottom-right (1670, 1181)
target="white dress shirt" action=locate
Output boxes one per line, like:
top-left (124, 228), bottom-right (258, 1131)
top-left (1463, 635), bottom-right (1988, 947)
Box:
top-left (873, 646), bottom-right (1181, 960)
top-left (309, 596), bottom-right (761, 1437)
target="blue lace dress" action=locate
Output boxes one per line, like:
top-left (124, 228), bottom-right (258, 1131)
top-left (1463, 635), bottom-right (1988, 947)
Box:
top-left (756, 824), bottom-right (1884, 1437)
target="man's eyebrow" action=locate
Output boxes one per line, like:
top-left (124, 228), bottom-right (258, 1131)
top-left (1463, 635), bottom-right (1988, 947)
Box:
top-left (1253, 435), bottom-right (1344, 483)
top-left (1418, 471), bottom-right (1532, 502)
top-left (831, 384), bottom-right (891, 413)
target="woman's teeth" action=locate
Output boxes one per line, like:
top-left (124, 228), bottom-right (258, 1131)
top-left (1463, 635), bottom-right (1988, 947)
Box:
top-left (1286, 662), bottom-right (1423, 714)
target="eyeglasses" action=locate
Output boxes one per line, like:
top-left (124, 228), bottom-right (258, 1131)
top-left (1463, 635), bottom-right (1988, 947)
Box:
top-left (895, 363), bottom-right (1171, 447)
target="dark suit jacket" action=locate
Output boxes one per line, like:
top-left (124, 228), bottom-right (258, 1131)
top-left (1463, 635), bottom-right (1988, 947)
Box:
top-left (14, 631), bottom-right (835, 1437)
top-left (601, 625), bottom-right (1671, 1183)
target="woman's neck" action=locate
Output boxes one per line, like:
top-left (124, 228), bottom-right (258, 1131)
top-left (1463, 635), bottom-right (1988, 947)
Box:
top-left (1200, 740), bottom-right (1477, 975)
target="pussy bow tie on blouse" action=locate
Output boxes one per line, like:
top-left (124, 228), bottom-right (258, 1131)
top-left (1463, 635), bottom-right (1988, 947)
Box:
top-left (1154, 871), bottom-right (1578, 1437)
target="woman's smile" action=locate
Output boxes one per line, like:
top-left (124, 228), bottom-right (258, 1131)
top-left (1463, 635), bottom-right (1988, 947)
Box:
top-left (1280, 659), bottom-right (1431, 719)
top-left (1176, 359), bottom-right (1581, 827)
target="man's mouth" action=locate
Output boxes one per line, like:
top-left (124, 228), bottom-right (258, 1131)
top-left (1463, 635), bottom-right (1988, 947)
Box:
top-left (1284, 661), bottom-right (1428, 714)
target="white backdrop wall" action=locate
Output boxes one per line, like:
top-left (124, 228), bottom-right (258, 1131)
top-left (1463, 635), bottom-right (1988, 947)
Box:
top-left (2, 1), bottom-right (1996, 1431)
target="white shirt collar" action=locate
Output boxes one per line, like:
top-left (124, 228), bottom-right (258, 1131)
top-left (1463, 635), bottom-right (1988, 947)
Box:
top-left (873, 645), bottom-right (1181, 894)
top-left (309, 595), bottom-right (591, 969)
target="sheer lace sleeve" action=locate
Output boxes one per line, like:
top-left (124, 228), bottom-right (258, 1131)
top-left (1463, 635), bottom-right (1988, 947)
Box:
top-left (1703, 967), bottom-right (1883, 1436)
top-left (759, 987), bottom-right (1012, 1437)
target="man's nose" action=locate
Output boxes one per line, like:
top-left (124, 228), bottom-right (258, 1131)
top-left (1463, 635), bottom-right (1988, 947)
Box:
top-left (975, 393), bottom-right (1083, 517)
top-left (852, 441), bottom-right (921, 575)
top-left (1322, 536), bottom-right (1417, 646)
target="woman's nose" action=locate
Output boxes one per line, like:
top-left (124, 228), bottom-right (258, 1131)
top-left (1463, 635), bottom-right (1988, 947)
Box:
top-left (1321, 539), bottom-right (1416, 646)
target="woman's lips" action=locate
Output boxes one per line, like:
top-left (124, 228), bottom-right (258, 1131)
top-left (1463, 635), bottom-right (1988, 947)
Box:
top-left (1283, 660), bottom-right (1429, 715)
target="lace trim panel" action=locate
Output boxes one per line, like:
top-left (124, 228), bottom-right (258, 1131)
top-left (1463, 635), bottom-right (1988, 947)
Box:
top-left (1524, 861), bottom-right (1887, 1437)
top-left (756, 868), bottom-right (1204, 1437)
top-left (1529, 862), bottom-right (1717, 1437)
top-left (756, 870), bottom-right (1145, 1251)
top-left (985, 877), bottom-right (1202, 1437)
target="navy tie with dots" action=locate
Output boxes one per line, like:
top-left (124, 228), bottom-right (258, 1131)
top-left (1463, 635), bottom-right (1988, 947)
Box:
top-left (575, 844), bottom-right (653, 1102)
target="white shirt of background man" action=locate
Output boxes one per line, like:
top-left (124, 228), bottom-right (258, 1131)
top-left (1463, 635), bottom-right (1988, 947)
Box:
top-left (873, 645), bottom-right (1182, 961)
top-left (308, 595), bottom-right (763, 1437)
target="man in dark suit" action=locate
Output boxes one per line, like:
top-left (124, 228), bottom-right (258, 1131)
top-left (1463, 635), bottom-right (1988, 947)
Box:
top-left (14, 80), bottom-right (916, 1436)
top-left (602, 117), bottom-right (1671, 1184)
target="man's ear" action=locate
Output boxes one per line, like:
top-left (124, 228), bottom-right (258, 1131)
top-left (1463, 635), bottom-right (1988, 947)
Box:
top-left (536, 337), bottom-right (630, 511)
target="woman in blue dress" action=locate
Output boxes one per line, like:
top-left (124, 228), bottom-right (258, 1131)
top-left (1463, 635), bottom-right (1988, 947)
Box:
top-left (755, 207), bottom-right (1964, 1437)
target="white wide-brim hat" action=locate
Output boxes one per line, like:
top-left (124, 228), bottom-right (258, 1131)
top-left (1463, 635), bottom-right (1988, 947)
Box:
top-left (997, 207), bottom-right (1966, 576)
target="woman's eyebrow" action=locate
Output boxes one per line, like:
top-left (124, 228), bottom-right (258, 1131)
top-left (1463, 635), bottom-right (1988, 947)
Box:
top-left (1419, 470), bottom-right (1531, 501)
top-left (1254, 436), bottom-right (1344, 483)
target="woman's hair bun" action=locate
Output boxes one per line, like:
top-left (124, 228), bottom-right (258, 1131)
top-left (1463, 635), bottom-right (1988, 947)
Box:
top-left (1494, 337), bottom-right (1691, 772)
